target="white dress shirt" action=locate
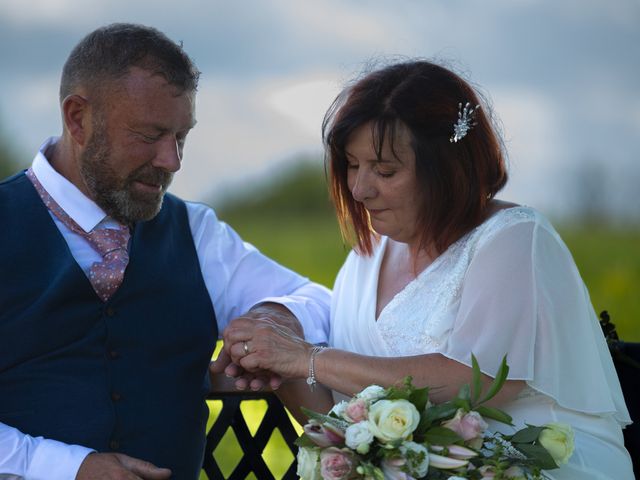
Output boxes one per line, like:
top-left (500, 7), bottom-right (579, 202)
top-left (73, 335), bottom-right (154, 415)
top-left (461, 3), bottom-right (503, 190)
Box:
top-left (0, 137), bottom-right (331, 479)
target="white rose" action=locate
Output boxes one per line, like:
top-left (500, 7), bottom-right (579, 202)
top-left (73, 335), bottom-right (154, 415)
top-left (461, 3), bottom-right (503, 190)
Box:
top-left (539, 423), bottom-right (575, 465)
top-left (296, 447), bottom-right (321, 480)
top-left (368, 399), bottom-right (420, 443)
top-left (357, 385), bottom-right (386, 402)
top-left (330, 400), bottom-right (349, 418)
top-left (345, 421), bottom-right (374, 454)
top-left (401, 441), bottom-right (429, 478)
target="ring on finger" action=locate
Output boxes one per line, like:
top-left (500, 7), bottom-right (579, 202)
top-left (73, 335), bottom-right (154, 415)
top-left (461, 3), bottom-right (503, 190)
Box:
top-left (243, 341), bottom-right (250, 356)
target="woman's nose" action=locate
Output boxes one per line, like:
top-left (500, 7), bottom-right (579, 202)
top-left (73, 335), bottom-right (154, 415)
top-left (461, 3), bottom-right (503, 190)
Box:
top-left (350, 170), bottom-right (376, 202)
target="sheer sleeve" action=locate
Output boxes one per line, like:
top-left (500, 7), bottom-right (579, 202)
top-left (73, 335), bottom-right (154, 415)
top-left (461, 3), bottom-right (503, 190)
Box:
top-left (442, 213), bottom-right (631, 424)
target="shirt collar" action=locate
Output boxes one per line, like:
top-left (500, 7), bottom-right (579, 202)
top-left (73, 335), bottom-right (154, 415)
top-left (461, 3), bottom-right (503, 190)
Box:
top-left (31, 136), bottom-right (113, 233)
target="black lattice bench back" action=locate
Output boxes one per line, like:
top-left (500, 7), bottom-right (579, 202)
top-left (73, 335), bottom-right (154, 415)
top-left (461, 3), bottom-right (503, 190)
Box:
top-left (202, 389), bottom-right (300, 479)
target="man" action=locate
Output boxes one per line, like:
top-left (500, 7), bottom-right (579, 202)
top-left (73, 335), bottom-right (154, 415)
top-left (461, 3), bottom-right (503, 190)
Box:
top-left (0, 24), bottom-right (329, 479)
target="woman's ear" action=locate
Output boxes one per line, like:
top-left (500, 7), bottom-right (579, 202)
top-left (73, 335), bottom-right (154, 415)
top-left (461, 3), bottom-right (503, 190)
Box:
top-left (61, 94), bottom-right (90, 146)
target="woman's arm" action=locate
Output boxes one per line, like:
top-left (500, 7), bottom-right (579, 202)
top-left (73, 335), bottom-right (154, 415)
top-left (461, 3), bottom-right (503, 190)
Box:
top-left (224, 319), bottom-right (524, 407)
top-left (275, 380), bottom-right (335, 426)
top-left (313, 348), bottom-right (524, 405)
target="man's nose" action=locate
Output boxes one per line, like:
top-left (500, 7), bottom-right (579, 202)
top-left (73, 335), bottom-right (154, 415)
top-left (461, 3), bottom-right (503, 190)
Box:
top-left (152, 137), bottom-right (181, 173)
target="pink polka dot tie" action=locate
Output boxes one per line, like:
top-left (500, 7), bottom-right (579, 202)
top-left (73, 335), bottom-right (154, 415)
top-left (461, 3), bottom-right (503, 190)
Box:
top-left (27, 168), bottom-right (130, 302)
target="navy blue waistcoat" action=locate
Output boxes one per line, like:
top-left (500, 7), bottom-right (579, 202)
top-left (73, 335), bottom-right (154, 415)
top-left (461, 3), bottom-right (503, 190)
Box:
top-left (0, 172), bottom-right (218, 480)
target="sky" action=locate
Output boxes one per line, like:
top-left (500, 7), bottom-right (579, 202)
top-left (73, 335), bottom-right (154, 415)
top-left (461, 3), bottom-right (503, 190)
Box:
top-left (1, 0), bottom-right (638, 222)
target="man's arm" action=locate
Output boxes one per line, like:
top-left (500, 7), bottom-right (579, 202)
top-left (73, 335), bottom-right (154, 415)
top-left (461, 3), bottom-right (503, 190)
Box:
top-left (0, 423), bottom-right (171, 480)
top-left (0, 422), bottom-right (91, 479)
top-left (186, 202), bottom-right (331, 343)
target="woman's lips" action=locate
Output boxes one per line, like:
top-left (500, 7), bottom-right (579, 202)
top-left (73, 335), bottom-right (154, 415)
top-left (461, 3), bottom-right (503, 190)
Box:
top-left (367, 208), bottom-right (388, 217)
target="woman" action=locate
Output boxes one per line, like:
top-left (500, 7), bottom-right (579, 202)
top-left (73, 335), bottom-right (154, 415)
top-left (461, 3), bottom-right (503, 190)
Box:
top-left (223, 61), bottom-right (633, 478)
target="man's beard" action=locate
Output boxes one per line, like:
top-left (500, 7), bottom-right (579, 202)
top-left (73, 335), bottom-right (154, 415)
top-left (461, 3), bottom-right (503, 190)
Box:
top-left (79, 128), bottom-right (173, 225)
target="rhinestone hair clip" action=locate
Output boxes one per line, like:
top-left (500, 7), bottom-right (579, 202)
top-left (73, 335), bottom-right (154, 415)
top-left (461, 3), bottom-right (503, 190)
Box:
top-left (450, 102), bottom-right (480, 143)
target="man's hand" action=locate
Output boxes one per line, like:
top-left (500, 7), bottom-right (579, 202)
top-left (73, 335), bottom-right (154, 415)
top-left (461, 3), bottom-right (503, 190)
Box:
top-left (224, 316), bottom-right (311, 379)
top-left (76, 452), bottom-right (171, 480)
top-left (215, 303), bottom-right (303, 391)
top-left (245, 303), bottom-right (304, 337)
top-left (209, 354), bottom-right (283, 391)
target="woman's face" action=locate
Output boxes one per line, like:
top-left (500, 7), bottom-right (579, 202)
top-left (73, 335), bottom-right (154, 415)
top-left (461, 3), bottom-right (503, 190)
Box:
top-left (345, 122), bottom-right (424, 246)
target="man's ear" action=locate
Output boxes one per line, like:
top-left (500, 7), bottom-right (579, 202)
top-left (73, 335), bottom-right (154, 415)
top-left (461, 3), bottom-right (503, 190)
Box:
top-left (62, 94), bottom-right (90, 146)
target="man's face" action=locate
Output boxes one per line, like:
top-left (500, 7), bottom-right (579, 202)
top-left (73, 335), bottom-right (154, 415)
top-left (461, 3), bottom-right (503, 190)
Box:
top-left (79, 67), bottom-right (196, 224)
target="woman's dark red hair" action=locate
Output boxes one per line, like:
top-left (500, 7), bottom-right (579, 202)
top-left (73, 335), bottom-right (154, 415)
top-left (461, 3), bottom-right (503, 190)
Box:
top-left (322, 60), bottom-right (508, 255)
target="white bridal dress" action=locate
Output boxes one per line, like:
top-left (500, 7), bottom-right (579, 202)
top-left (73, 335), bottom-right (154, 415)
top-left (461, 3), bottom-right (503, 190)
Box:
top-left (329, 206), bottom-right (634, 479)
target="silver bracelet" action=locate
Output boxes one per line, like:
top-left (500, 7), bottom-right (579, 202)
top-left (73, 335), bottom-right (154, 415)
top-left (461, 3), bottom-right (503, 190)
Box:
top-left (306, 346), bottom-right (326, 392)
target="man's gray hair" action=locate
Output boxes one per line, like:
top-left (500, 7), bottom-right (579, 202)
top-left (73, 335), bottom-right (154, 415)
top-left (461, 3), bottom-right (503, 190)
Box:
top-left (60, 23), bottom-right (200, 101)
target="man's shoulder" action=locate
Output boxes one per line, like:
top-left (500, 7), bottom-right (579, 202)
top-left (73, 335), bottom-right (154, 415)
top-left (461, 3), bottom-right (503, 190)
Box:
top-left (0, 170), bottom-right (27, 187)
top-left (154, 194), bottom-right (220, 232)
top-left (162, 194), bottom-right (214, 216)
top-left (0, 170), bottom-right (28, 202)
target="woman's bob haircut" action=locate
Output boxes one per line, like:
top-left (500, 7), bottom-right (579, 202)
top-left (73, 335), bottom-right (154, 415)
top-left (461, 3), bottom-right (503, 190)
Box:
top-left (323, 60), bottom-right (508, 256)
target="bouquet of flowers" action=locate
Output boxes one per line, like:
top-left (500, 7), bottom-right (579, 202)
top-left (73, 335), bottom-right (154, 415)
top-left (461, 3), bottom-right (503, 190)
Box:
top-left (295, 355), bottom-right (574, 480)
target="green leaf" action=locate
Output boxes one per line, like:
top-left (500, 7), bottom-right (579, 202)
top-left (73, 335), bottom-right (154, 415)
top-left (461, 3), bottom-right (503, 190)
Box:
top-left (423, 426), bottom-right (463, 445)
top-left (457, 383), bottom-right (471, 401)
top-left (386, 377), bottom-right (413, 400)
top-left (294, 435), bottom-right (318, 448)
top-left (471, 354), bottom-right (482, 404)
top-left (510, 425), bottom-right (546, 444)
top-left (409, 385), bottom-right (430, 412)
top-left (474, 405), bottom-right (513, 425)
top-left (422, 402), bottom-right (460, 424)
top-left (300, 407), bottom-right (350, 430)
top-left (417, 401), bottom-right (459, 434)
top-left (477, 355), bottom-right (509, 405)
top-left (515, 443), bottom-right (559, 470)
top-left (451, 397), bottom-right (471, 411)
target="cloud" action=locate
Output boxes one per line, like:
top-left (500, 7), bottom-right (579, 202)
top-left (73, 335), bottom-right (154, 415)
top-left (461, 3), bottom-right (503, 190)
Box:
top-left (265, 74), bottom-right (342, 137)
top-left (491, 87), bottom-right (570, 214)
top-left (1, 0), bottom-right (638, 220)
top-left (170, 75), bottom-right (329, 202)
top-left (0, 0), bottom-right (108, 25)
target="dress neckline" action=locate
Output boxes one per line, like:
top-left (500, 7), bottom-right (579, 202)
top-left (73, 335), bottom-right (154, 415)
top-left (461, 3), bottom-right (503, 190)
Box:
top-left (372, 205), bottom-right (529, 321)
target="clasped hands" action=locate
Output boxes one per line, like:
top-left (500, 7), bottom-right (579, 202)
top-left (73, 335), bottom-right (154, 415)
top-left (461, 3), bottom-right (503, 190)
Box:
top-left (209, 303), bottom-right (313, 391)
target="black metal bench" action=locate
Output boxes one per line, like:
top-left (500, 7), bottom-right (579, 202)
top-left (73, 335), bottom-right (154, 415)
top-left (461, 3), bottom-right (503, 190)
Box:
top-left (599, 311), bottom-right (640, 474)
top-left (201, 383), bottom-right (300, 480)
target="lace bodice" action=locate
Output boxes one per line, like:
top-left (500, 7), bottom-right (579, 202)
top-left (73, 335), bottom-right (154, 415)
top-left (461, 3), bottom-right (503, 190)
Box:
top-left (377, 207), bottom-right (534, 355)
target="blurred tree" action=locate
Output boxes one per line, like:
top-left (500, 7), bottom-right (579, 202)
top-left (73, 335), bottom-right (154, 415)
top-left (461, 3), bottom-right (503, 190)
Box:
top-left (0, 121), bottom-right (21, 180)
top-left (212, 157), bottom-right (347, 288)
top-left (215, 156), bottom-right (334, 222)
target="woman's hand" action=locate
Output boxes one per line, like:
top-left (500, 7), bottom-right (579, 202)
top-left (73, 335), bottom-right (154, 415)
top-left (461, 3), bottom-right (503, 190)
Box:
top-left (223, 315), bottom-right (313, 380)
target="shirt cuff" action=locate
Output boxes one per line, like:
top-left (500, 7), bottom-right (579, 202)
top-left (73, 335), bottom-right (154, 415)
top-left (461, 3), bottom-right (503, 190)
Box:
top-left (27, 438), bottom-right (94, 480)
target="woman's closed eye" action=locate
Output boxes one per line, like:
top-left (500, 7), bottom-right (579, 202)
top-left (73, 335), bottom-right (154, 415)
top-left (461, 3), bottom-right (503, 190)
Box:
top-left (376, 168), bottom-right (396, 178)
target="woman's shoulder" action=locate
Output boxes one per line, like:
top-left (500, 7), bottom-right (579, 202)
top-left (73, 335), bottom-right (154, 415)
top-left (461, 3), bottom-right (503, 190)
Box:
top-left (481, 201), bottom-right (541, 232)
top-left (471, 201), bottom-right (550, 250)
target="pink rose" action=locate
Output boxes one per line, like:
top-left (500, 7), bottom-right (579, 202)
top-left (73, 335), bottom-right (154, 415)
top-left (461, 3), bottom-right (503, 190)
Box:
top-left (345, 398), bottom-right (368, 423)
top-left (320, 447), bottom-right (355, 480)
top-left (304, 420), bottom-right (345, 447)
top-left (442, 409), bottom-right (487, 447)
